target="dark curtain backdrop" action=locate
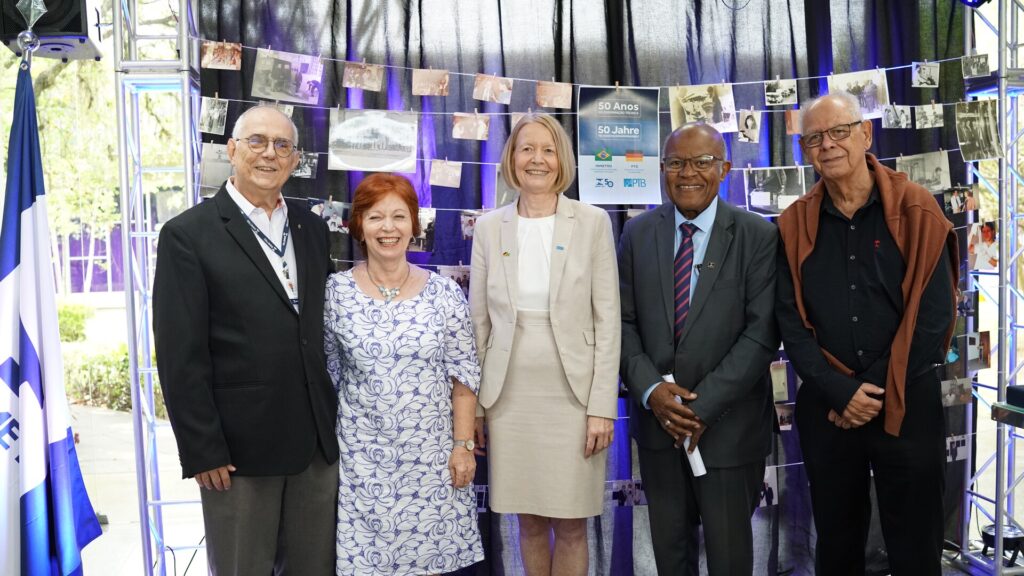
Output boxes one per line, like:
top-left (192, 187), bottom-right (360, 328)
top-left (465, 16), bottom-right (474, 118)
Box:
top-left (197, 2), bottom-right (966, 574)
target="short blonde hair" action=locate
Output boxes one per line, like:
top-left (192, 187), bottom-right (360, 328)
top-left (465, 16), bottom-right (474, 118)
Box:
top-left (498, 113), bottom-right (576, 195)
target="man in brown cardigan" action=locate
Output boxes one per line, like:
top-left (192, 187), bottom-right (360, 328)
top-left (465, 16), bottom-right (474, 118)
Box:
top-left (776, 92), bottom-right (958, 575)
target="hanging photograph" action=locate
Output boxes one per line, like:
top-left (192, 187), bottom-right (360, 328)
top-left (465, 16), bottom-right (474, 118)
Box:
top-left (942, 186), bottom-right (976, 216)
top-left (911, 61), bottom-right (939, 88)
top-left (743, 167), bottom-right (807, 215)
top-left (291, 152), bottom-right (319, 179)
top-left (452, 112), bottom-right (491, 141)
top-left (967, 331), bottom-right (992, 372)
top-left (895, 151), bottom-right (950, 192)
top-left (770, 360), bottom-right (789, 402)
top-left (962, 54), bottom-right (990, 79)
top-left (199, 143), bottom-right (232, 197)
top-left (535, 81), bottom-right (573, 109)
top-left (775, 404), bottom-right (793, 432)
top-left (460, 210), bottom-right (482, 239)
top-left (764, 79), bottom-right (798, 106)
top-left (473, 74), bottom-right (514, 105)
top-left (308, 199), bottom-right (352, 269)
top-left (343, 61), bottom-right (385, 92)
top-left (956, 99), bottom-right (1002, 161)
top-left (784, 109), bottom-right (800, 135)
top-left (946, 434), bottom-right (969, 463)
top-left (577, 85), bottom-right (662, 204)
top-left (200, 40), bottom-right (242, 70)
top-left (826, 69), bottom-right (890, 120)
top-left (881, 105), bottom-right (912, 129)
top-left (429, 159), bottom-right (463, 188)
top-left (328, 109), bottom-right (418, 172)
top-left (668, 83), bottom-right (738, 133)
top-left (199, 97), bottom-right (228, 135)
top-left (494, 167), bottom-right (517, 207)
top-left (258, 101), bottom-right (294, 118)
top-left (967, 221), bottom-right (998, 270)
top-left (958, 290), bottom-right (979, 320)
top-left (914, 103), bottom-right (943, 129)
top-left (437, 265), bottom-right (470, 298)
top-left (737, 110), bottom-right (761, 143)
top-left (251, 48), bottom-right (323, 105)
top-left (758, 467), bottom-right (779, 508)
top-left (411, 69), bottom-right (450, 96)
top-left (409, 208), bottom-right (437, 252)
top-left (940, 377), bottom-right (973, 407)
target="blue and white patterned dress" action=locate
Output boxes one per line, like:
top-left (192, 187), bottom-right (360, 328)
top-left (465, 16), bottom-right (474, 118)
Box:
top-left (324, 269), bottom-right (484, 575)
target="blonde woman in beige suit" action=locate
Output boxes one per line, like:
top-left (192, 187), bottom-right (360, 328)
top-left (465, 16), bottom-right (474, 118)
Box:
top-left (469, 113), bottom-right (620, 576)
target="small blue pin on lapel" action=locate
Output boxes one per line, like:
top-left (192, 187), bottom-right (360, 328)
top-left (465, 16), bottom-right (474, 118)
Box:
top-left (556, 245), bottom-right (565, 251)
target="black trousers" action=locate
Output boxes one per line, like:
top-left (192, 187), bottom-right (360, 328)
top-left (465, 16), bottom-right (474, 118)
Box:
top-left (637, 445), bottom-right (764, 576)
top-left (796, 371), bottom-right (946, 576)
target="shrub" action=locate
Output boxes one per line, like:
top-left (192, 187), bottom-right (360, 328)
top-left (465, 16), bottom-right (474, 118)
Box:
top-left (64, 344), bottom-right (167, 419)
top-left (57, 303), bottom-right (93, 342)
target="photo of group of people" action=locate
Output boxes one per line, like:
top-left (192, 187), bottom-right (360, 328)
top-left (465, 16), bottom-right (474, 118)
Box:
top-left (200, 40), bottom-right (242, 70)
top-left (251, 48), bottom-right (324, 105)
top-left (942, 186), bottom-right (978, 215)
top-left (895, 151), bottom-right (950, 192)
top-left (343, 62), bottom-right (385, 92)
top-left (473, 74), bottom-right (514, 104)
top-left (308, 199), bottom-right (352, 268)
top-left (429, 160), bottom-right (463, 188)
top-left (912, 61), bottom-right (939, 87)
top-left (411, 69), bottom-right (450, 96)
top-left (882, 105), bottom-right (912, 129)
top-left (669, 83), bottom-right (738, 133)
top-left (743, 167), bottom-right (806, 215)
top-left (956, 99), bottom-right (1002, 161)
top-left (460, 210), bottom-right (481, 240)
top-left (291, 152), bottom-right (319, 179)
top-left (915, 103), bottom-right (944, 129)
top-left (409, 208), bottom-right (437, 252)
top-left (826, 69), bottom-right (890, 119)
top-left (962, 54), bottom-right (990, 78)
top-left (764, 78), bottom-right (797, 106)
top-left (452, 112), bottom-right (490, 141)
top-left (199, 97), bottom-right (228, 135)
top-left (535, 81), bottom-right (573, 109)
top-left (941, 377), bottom-right (973, 408)
top-left (775, 404), bottom-right (793, 431)
top-left (437, 265), bottom-right (470, 298)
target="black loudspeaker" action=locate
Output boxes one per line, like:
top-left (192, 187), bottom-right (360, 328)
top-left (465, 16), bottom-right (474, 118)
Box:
top-left (1, 0), bottom-right (101, 61)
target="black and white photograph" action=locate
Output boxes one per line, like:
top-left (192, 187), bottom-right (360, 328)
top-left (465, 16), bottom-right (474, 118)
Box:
top-left (437, 265), bottom-right (470, 298)
top-left (290, 152), bottom-right (319, 179)
top-left (770, 360), bottom-right (789, 403)
top-left (737, 110), bottom-right (761, 143)
top-left (308, 199), bottom-right (352, 268)
top-left (200, 40), bottom-right (242, 71)
top-left (775, 404), bottom-right (794, 431)
top-left (460, 210), bottom-right (482, 239)
top-left (409, 208), bottom-right (437, 252)
top-left (946, 434), bottom-right (969, 463)
top-left (758, 468), bottom-right (778, 508)
top-left (743, 167), bottom-right (806, 215)
top-left (452, 112), bottom-right (490, 141)
top-left (968, 221), bottom-right (999, 270)
top-left (429, 159), bottom-right (463, 188)
top-left (826, 69), bottom-right (891, 119)
top-left (411, 69), bottom-right (450, 96)
top-left (895, 151), bottom-right (950, 192)
top-left (967, 331), bottom-right (992, 372)
top-left (669, 83), bottom-right (738, 133)
top-left (343, 61), bottom-right (384, 92)
top-left (250, 48), bottom-right (324, 105)
top-left (258, 101), bottom-right (294, 118)
top-left (199, 97), bottom-right (228, 135)
top-left (535, 80), bottom-right (573, 109)
top-left (882, 105), bottom-right (912, 129)
top-left (199, 143), bottom-right (231, 197)
top-left (962, 54), bottom-right (990, 79)
top-left (328, 109), bottom-right (419, 172)
top-left (764, 78), bottom-right (798, 106)
top-left (473, 74), bottom-right (514, 105)
top-left (914, 103), bottom-right (944, 129)
top-left (956, 99), bottom-right (1002, 161)
top-left (911, 61), bottom-right (939, 87)
top-left (941, 377), bottom-right (974, 407)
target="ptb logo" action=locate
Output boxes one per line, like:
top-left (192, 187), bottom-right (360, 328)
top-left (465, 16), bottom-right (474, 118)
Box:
top-left (623, 179), bottom-right (647, 188)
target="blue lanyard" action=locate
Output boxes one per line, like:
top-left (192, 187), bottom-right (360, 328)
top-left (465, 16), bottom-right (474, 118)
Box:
top-left (239, 207), bottom-right (299, 310)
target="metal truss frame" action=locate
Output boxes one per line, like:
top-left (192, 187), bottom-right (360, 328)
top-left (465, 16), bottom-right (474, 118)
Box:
top-left (114, 0), bottom-right (200, 573)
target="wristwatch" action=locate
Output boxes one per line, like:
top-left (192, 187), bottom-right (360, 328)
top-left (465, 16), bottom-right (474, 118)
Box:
top-left (454, 439), bottom-right (475, 452)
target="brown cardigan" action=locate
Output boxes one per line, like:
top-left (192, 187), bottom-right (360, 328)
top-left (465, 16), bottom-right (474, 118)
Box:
top-left (778, 153), bottom-right (959, 436)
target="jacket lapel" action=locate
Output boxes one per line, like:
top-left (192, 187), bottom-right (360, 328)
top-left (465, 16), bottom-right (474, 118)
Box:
top-left (215, 187), bottom-right (296, 314)
top-left (289, 204), bottom-right (310, 315)
top-left (655, 204), bottom-right (676, 330)
top-left (499, 203), bottom-right (518, 311)
top-left (679, 200), bottom-right (735, 344)
top-left (547, 197), bottom-right (575, 308)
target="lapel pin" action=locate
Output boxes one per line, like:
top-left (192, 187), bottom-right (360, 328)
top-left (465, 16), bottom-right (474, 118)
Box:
top-left (706, 262), bottom-right (716, 269)
top-left (556, 245), bottom-right (565, 251)
top-left (502, 250), bottom-right (510, 257)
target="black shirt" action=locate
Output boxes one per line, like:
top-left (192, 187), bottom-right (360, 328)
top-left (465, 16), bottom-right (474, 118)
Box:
top-left (776, 188), bottom-right (954, 413)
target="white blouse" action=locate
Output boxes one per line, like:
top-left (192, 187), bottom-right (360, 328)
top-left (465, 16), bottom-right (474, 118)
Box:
top-left (516, 214), bottom-right (555, 311)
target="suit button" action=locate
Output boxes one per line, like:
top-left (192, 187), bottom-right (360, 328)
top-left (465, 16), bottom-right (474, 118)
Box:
top-left (301, 338), bottom-right (308, 346)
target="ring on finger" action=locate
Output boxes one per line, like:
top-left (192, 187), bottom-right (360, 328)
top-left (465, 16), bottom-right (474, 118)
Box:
top-left (664, 419), bottom-right (671, 427)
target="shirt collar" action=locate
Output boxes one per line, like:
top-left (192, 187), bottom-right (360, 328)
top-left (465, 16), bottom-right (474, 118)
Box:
top-left (675, 195), bottom-right (719, 233)
top-left (226, 177), bottom-right (286, 217)
top-left (821, 186), bottom-right (879, 218)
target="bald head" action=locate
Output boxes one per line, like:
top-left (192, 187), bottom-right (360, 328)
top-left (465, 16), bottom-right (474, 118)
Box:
top-left (799, 92), bottom-right (862, 135)
top-left (663, 122), bottom-right (727, 159)
top-left (661, 122), bottom-right (731, 219)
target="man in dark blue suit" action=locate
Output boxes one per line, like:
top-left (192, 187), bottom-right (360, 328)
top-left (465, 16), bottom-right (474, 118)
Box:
top-left (619, 123), bottom-right (779, 575)
top-left (154, 105), bottom-right (338, 575)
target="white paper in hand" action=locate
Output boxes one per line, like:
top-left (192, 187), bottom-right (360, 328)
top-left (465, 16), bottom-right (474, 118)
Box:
top-left (663, 373), bottom-right (708, 477)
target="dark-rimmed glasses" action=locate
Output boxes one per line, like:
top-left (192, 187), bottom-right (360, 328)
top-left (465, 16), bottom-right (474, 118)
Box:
top-left (237, 134), bottom-right (297, 157)
top-left (662, 155), bottom-right (724, 173)
top-left (800, 121), bottom-right (863, 148)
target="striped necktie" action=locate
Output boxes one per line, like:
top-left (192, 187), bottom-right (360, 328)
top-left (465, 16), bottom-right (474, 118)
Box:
top-left (674, 223), bottom-right (698, 344)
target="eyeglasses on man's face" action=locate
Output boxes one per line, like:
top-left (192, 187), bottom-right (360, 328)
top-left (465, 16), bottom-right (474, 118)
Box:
top-left (238, 134), bottom-right (297, 158)
top-left (800, 121), bottom-right (863, 148)
top-left (662, 155), bottom-right (724, 173)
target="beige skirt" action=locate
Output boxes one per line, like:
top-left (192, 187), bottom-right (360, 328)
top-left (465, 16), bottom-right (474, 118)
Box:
top-left (486, 309), bottom-right (606, 518)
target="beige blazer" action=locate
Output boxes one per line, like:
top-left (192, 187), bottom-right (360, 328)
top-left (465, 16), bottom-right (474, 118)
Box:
top-left (469, 196), bottom-right (621, 418)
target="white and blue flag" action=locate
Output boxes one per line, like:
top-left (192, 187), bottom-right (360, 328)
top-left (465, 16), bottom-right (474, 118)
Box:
top-left (1, 61), bottom-right (102, 575)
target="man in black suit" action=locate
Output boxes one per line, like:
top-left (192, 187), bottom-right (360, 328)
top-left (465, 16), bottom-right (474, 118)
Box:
top-left (619, 123), bottom-right (779, 575)
top-left (153, 105), bottom-right (338, 575)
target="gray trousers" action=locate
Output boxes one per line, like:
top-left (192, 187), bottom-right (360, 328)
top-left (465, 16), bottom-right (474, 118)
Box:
top-left (199, 451), bottom-right (338, 576)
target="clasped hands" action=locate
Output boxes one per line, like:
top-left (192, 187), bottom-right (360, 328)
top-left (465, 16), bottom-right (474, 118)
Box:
top-left (828, 383), bottom-right (885, 429)
top-left (648, 382), bottom-right (705, 453)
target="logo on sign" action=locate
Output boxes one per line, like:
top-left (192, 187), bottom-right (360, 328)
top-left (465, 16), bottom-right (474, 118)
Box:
top-left (623, 179), bottom-right (647, 188)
